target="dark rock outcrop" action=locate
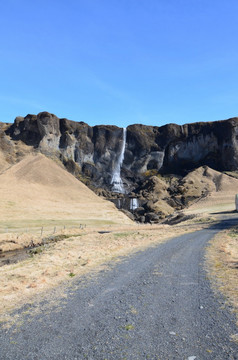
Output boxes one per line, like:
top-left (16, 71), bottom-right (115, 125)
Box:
top-left (6, 112), bottom-right (238, 187)
top-left (3, 111), bottom-right (238, 222)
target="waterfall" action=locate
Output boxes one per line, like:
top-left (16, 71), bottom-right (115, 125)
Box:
top-left (111, 127), bottom-right (126, 193)
top-left (130, 198), bottom-right (139, 211)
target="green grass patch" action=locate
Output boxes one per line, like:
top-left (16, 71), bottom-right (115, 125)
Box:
top-left (43, 233), bottom-right (82, 243)
top-left (124, 324), bottom-right (134, 331)
top-left (28, 246), bottom-right (44, 256)
top-left (114, 232), bottom-right (132, 238)
top-left (0, 218), bottom-right (117, 234)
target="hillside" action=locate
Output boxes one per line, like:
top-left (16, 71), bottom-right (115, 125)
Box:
top-left (183, 166), bottom-right (238, 213)
top-left (0, 154), bottom-right (132, 230)
top-left (1, 111), bottom-right (238, 222)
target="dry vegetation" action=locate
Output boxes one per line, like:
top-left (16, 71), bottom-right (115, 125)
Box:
top-left (0, 153), bottom-right (133, 323)
top-left (206, 226), bottom-right (238, 325)
top-left (183, 166), bottom-right (238, 214)
top-left (1, 152), bottom-right (238, 330)
top-left (0, 154), bottom-right (132, 229)
top-left (183, 171), bottom-right (238, 332)
top-left (0, 223), bottom-right (200, 324)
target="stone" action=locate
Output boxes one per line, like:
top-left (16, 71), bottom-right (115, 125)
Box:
top-left (4, 112), bottom-right (238, 222)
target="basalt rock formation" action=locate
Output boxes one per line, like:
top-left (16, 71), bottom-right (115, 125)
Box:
top-left (2, 111), bottom-right (238, 222)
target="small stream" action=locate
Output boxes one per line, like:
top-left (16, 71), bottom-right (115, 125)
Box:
top-left (0, 247), bottom-right (33, 267)
top-left (0, 234), bottom-right (70, 267)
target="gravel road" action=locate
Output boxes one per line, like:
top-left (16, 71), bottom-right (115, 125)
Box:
top-left (1, 217), bottom-right (238, 360)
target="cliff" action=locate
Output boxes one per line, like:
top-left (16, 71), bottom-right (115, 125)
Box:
top-left (2, 111), bottom-right (238, 222)
top-left (5, 112), bottom-right (238, 181)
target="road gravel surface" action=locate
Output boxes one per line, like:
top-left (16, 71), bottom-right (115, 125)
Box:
top-left (0, 217), bottom-right (238, 359)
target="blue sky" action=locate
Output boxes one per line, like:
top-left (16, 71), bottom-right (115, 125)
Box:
top-left (1, 0), bottom-right (238, 127)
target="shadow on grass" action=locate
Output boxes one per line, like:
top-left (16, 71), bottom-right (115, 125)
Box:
top-left (208, 215), bottom-right (238, 231)
top-left (210, 210), bottom-right (237, 215)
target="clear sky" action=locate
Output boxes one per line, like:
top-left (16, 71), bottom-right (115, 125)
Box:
top-left (1, 0), bottom-right (238, 127)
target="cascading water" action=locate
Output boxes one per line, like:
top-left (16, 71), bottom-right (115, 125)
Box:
top-left (130, 198), bottom-right (139, 211)
top-left (111, 127), bottom-right (126, 193)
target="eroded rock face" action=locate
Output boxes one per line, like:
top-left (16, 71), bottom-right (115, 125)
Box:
top-left (5, 112), bottom-right (238, 192)
top-left (4, 111), bottom-right (238, 222)
top-left (126, 119), bottom-right (238, 175)
top-left (162, 121), bottom-right (235, 172)
top-left (6, 113), bottom-right (126, 188)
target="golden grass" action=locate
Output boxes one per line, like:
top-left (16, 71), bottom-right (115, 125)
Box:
top-left (182, 166), bottom-right (238, 214)
top-left (0, 154), bottom-right (132, 227)
top-left (1, 152), bottom-right (237, 330)
top-left (0, 223), bottom-right (200, 324)
top-left (206, 226), bottom-right (238, 326)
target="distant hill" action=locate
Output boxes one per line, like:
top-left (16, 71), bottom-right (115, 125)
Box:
top-left (182, 166), bottom-right (238, 213)
top-left (0, 154), bottom-right (132, 227)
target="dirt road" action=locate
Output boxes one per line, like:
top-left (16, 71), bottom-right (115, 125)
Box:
top-left (0, 217), bottom-right (238, 359)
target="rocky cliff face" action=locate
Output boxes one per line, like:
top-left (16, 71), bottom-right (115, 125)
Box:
top-left (126, 119), bottom-right (238, 175)
top-left (6, 112), bottom-right (124, 188)
top-left (2, 111), bottom-right (238, 222)
top-left (5, 112), bottom-right (238, 188)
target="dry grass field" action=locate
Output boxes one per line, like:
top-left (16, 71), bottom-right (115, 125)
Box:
top-left (183, 166), bottom-right (238, 214)
top-left (0, 224), bottom-right (199, 324)
top-left (184, 169), bottom-right (238, 327)
top-left (0, 153), bottom-right (132, 232)
top-left (0, 154), bottom-right (198, 323)
top-left (0, 153), bottom-right (237, 328)
top-left (206, 227), bottom-right (238, 328)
